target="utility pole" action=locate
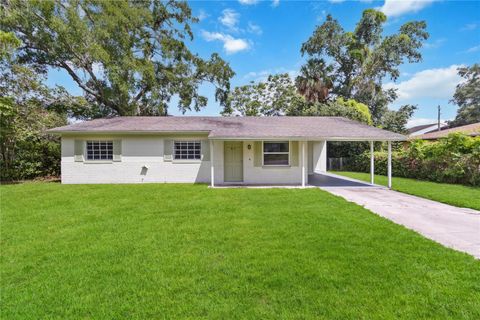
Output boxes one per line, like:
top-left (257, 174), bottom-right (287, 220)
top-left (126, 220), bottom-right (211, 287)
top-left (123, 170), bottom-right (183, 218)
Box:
top-left (437, 105), bottom-right (441, 131)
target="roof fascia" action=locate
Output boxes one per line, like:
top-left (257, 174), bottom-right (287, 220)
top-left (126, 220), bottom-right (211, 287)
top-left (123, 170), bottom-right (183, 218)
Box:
top-left (208, 136), bottom-right (406, 141)
top-left (48, 130), bottom-right (211, 135)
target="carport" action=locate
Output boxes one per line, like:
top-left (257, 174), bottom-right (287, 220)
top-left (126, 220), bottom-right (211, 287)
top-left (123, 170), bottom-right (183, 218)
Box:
top-left (308, 172), bottom-right (379, 188)
top-left (307, 138), bottom-right (398, 189)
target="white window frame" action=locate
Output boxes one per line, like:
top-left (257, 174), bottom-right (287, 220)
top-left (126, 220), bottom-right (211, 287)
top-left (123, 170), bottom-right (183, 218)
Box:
top-left (262, 141), bottom-right (290, 166)
top-left (85, 140), bottom-right (113, 161)
top-left (173, 140), bottom-right (202, 161)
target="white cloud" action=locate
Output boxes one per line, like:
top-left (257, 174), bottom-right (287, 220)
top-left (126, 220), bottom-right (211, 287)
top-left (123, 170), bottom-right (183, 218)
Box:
top-left (239, 0), bottom-right (258, 5)
top-left (272, 0), bottom-right (280, 7)
top-left (379, 0), bottom-right (437, 17)
top-left (424, 38), bottom-right (446, 49)
top-left (328, 0), bottom-right (345, 3)
top-left (384, 65), bottom-right (463, 101)
top-left (219, 9), bottom-right (239, 29)
top-left (244, 68), bottom-right (298, 82)
top-left (197, 9), bottom-right (208, 21)
top-left (201, 31), bottom-right (250, 54)
top-left (317, 10), bottom-right (327, 22)
top-left (247, 22), bottom-right (262, 35)
top-left (466, 45), bottom-right (480, 53)
top-left (461, 23), bottom-right (478, 31)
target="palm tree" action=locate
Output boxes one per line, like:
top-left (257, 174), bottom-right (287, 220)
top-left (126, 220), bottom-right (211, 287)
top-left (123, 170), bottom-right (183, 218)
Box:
top-left (295, 59), bottom-right (333, 103)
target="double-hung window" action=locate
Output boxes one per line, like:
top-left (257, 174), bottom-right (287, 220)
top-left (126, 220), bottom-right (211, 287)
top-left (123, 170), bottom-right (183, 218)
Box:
top-left (86, 141), bottom-right (113, 161)
top-left (263, 141), bottom-right (289, 166)
top-left (174, 141), bottom-right (201, 160)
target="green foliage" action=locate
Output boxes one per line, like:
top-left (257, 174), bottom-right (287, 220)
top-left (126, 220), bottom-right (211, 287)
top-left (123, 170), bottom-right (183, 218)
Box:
top-left (2, 0), bottom-right (234, 116)
top-left (450, 64), bottom-right (480, 127)
top-left (293, 97), bottom-right (373, 125)
top-left (224, 72), bottom-right (375, 127)
top-left (0, 64), bottom-right (70, 181)
top-left (223, 73), bottom-right (306, 116)
top-left (2, 183), bottom-right (480, 318)
top-left (346, 133), bottom-right (480, 186)
top-left (300, 9), bottom-right (428, 124)
top-left (379, 104), bottom-right (417, 134)
top-left (335, 97), bottom-right (372, 124)
top-left (0, 31), bottom-right (20, 59)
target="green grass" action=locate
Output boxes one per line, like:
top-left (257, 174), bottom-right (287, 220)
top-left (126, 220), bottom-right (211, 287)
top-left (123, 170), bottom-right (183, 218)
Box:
top-left (331, 171), bottom-right (480, 211)
top-left (1, 183), bottom-right (479, 319)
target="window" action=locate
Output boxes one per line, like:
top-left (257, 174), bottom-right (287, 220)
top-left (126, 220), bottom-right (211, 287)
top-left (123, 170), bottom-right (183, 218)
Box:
top-left (263, 141), bottom-right (289, 166)
top-left (174, 141), bottom-right (201, 160)
top-left (86, 141), bottom-right (113, 161)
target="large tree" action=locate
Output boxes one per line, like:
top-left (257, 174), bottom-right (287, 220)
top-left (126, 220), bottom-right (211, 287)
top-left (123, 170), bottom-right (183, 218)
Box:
top-left (450, 64), bottom-right (480, 127)
top-left (379, 104), bottom-right (417, 134)
top-left (0, 31), bottom-right (86, 180)
top-left (1, 0), bottom-right (234, 116)
top-left (222, 73), bottom-right (306, 116)
top-left (293, 98), bottom-right (373, 125)
top-left (300, 9), bottom-right (428, 124)
top-left (223, 73), bottom-right (373, 125)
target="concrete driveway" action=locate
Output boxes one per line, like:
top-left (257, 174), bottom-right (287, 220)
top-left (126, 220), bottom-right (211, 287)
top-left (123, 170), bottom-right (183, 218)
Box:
top-left (322, 187), bottom-right (480, 259)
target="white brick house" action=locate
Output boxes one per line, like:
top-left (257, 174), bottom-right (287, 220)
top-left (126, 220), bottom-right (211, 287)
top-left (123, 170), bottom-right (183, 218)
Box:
top-left (49, 117), bottom-right (405, 187)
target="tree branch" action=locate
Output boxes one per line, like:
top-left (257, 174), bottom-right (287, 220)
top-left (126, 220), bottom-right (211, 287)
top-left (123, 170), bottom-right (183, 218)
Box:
top-left (58, 62), bottom-right (100, 101)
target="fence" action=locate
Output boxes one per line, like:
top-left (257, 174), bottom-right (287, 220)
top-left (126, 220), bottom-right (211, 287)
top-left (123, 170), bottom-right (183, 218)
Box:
top-left (327, 157), bottom-right (350, 171)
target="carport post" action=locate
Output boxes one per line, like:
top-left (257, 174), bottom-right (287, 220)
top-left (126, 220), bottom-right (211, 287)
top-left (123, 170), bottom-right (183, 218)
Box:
top-left (370, 141), bottom-right (374, 185)
top-left (301, 141), bottom-right (306, 188)
top-left (387, 141), bottom-right (392, 189)
top-left (210, 140), bottom-right (214, 188)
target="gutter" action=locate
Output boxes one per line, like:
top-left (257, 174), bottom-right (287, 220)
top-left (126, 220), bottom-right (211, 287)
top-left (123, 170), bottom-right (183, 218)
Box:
top-left (208, 136), bottom-right (407, 142)
top-left (47, 130), bottom-right (406, 141)
top-left (47, 130), bottom-right (212, 135)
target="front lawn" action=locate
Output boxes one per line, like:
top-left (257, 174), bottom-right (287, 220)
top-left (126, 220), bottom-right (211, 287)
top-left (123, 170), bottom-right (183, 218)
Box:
top-left (1, 183), bottom-right (479, 319)
top-left (332, 171), bottom-right (480, 211)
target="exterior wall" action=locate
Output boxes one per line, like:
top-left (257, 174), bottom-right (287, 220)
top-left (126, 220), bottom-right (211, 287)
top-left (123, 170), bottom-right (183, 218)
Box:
top-left (312, 141), bottom-right (327, 173)
top-left (241, 141), bottom-right (303, 185)
top-left (61, 136), bottom-right (319, 185)
top-left (61, 135), bottom-right (210, 184)
top-left (211, 140), bottom-right (224, 184)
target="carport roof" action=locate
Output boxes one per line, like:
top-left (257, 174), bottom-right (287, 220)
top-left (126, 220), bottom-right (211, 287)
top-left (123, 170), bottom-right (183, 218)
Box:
top-left (49, 116), bottom-right (406, 141)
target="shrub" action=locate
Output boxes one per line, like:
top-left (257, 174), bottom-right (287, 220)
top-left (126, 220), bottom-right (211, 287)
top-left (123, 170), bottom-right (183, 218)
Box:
top-left (345, 133), bottom-right (480, 186)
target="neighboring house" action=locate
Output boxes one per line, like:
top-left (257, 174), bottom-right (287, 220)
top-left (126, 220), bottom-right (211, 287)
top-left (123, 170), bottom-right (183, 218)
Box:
top-left (408, 122), bottom-right (448, 137)
top-left (413, 122), bottom-right (480, 140)
top-left (48, 116), bottom-right (405, 187)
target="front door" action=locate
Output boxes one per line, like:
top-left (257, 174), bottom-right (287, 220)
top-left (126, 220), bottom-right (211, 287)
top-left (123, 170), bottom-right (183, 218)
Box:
top-left (224, 141), bottom-right (243, 182)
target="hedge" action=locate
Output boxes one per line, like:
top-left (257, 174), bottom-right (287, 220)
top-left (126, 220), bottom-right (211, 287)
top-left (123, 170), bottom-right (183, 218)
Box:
top-left (345, 133), bottom-right (480, 186)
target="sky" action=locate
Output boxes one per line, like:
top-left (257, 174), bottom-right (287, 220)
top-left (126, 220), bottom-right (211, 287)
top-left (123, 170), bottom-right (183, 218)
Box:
top-left (47, 0), bottom-right (480, 127)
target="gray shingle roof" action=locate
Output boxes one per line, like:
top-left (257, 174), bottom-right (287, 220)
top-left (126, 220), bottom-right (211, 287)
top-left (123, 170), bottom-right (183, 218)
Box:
top-left (48, 116), bottom-right (406, 141)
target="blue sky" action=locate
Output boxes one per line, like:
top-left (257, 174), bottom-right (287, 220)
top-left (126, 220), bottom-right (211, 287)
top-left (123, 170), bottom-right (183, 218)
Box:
top-left (47, 0), bottom-right (480, 127)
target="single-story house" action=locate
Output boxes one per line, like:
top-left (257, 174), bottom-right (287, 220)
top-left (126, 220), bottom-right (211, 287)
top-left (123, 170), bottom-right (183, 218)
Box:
top-left (48, 116), bottom-right (406, 187)
top-left (412, 122), bottom-right (480, 140)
